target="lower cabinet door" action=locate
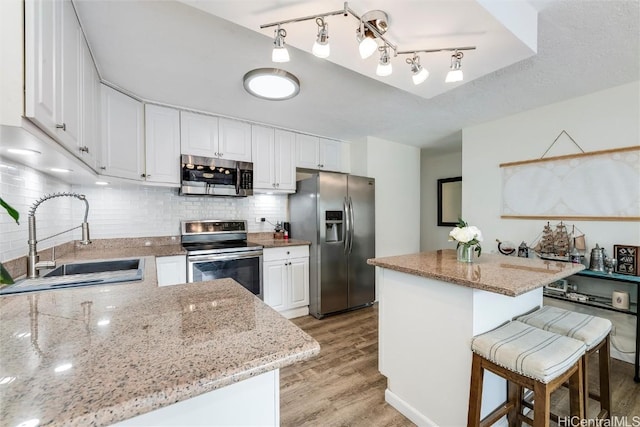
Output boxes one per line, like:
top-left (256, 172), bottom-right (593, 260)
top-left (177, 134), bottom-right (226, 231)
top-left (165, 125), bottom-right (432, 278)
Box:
top-left (288, 257), bottom-right (309, 308)
top-left (263, 260), bottom-right (286, 311)
top-left (155, 255), bottom-right (187, 287)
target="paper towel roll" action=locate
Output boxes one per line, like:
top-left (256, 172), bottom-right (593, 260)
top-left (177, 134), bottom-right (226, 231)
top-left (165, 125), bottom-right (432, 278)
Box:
top-left (612, 290), bottom-right (630, 310)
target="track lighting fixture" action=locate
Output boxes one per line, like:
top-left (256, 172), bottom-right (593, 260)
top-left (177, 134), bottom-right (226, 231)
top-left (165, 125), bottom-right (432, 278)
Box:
top-left (407, 54), bottom-right (429, 85)
top-left (445, 50), bottom-right (464, 83)
top-left (376, 46), bottom-right (392, 77)
top-left (312, 17), bottom-right (330, 58)
top-left (272, 26), bottom-right (290, 63)
top-left (258, 2), bottom-right (476, 92)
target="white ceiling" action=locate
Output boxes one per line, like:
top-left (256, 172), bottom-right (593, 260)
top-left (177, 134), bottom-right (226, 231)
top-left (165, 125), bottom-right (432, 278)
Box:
top-left (74, 0), bottom-right (640, 153)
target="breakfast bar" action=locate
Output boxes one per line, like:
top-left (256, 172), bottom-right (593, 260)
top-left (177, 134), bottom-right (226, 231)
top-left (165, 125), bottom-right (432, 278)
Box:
top-left (367, 249), bottom-right (585, 427)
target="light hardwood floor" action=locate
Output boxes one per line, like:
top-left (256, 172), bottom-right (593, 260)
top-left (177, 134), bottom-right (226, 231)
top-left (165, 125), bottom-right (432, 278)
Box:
top-left (280, 304), bottom-right (640, 427)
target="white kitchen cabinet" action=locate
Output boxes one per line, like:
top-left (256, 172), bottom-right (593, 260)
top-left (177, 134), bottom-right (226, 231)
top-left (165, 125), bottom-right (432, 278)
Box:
top-left (263, 246), bottom-right (309, 319)
top-left (100, 84), bottom-right (145, 180)
top-left (252, 126), bottom-right (296, 192)
top-left (295, 134), bottom-right (342, 172)
top-left (180, 111), bottom-right (218, 157)
top-left (155, 255), bottom-right (187, 287)
top-left (145, 104), bottom-right (180, 185)
top-left (218, 117), bottom-right (252, 162)
top-left (180, 113), bottom-right (252, 162)
top-left (80, 39), bottom-right (100, 169)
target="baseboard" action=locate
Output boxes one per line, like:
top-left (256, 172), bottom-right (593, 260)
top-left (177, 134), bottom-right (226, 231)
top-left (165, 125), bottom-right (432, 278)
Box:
top-left (384, 389), bottom-right (438, 427)
top-left (281, 306), bottom-right (309, 319)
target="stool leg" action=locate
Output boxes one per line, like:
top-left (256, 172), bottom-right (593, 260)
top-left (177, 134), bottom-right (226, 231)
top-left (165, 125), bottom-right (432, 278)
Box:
top-left (468, 353), bottom-right (484, 427)
top-left (507, 381), bottom-right (523, 427)
top-left (581, 353), bottom-right (589, 417)
top-left (532, 382), bottom-right (550, 427)
top-left (569, 361), bottom-right (585, 419)
top-left (599, 335), bottom-right (612, 419)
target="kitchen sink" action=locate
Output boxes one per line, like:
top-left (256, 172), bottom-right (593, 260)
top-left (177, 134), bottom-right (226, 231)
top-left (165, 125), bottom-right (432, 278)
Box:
top-left (44, 259), bottom-right (141, 277)
top-left (0, 258), bottom-right (145, 295)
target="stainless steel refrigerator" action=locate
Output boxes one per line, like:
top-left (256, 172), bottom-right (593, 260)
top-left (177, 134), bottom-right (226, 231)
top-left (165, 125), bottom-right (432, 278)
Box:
top-left (289, 171), bottom-right (375, 318)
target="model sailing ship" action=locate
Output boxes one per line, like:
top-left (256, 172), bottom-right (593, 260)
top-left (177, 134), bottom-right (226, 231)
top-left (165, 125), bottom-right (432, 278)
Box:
top-left (531, 221), bottom-right (586, 261)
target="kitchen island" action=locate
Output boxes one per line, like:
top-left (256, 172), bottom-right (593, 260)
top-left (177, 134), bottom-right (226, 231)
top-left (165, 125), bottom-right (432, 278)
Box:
top-left (367, 249), bottom-right (584, 427)
top-left (0, 251), bottom-right (319, 427)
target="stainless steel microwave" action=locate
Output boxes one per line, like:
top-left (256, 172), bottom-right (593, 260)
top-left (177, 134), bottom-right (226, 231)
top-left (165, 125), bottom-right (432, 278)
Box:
top-left (180, 154), bottom-right (253, 197)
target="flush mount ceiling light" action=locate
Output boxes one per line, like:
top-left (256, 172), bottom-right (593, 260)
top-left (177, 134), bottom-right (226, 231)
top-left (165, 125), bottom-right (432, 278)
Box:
top-left (243, 68), bottom-right (300, 100)
top-left (271, 26), bottom-right (290, 63)
top-left (259, 2), bottom-right (476, 84)
top-left (446, 50), bottom-right (465, 83)
top-left (312, 17), bottom-right (330, 58)
top-left (50, 168), bottom-right (72, 173)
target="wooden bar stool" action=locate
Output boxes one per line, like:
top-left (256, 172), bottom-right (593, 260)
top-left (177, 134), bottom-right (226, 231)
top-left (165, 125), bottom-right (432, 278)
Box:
top-left (468, 320), bottom-right (586, 427)
top-left (516, 305), bottom-right (612, 419)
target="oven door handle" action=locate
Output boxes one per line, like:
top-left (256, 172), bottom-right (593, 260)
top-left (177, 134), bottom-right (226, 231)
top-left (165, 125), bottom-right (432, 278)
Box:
top-left (187, 251), bottom-right (263, 262)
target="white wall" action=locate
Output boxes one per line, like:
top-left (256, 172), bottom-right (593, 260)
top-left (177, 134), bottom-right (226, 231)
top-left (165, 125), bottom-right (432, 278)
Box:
top-left (365, 137), bottom-right (421, 257)
top-left (0, 159), bottom-right (74, 262)
top-left (420, 150), bottom-right (462, 251)
top-left (462, 81), bottom-right (640, 256)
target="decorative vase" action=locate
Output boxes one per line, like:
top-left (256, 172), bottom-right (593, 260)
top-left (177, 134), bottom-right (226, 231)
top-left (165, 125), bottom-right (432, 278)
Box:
top-left (457, 245), bottom-right (475, 263)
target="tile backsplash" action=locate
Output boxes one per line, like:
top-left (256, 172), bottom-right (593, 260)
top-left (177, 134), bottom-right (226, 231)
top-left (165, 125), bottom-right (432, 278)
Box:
top-left (1, 162), bottom-right (289, 262)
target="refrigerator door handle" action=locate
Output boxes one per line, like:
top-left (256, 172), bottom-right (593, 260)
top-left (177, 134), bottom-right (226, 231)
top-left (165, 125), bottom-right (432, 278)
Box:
top-left (348, 196), bottom-right (355, 254)
top-left (343, 197), bottom-right (350, 254)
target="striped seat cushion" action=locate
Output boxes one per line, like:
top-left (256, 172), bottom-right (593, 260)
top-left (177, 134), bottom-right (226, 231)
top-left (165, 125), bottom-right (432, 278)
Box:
top-left (471, 321), bottom-right (585, 384)
top-left (515, 305), bottom-right (612, 351)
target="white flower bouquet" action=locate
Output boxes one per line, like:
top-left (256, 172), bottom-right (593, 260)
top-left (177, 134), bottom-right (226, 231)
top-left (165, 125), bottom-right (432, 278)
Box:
top-left (449, 218), bottom-right (483, 257)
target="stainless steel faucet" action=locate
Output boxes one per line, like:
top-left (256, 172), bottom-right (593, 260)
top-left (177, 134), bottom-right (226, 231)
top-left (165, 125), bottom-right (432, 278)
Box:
top-left (27, 192), bottom-right (91, 279)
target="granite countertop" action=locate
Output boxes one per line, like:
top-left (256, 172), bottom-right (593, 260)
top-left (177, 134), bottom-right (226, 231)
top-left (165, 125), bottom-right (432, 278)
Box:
top-left (249, 238), bottom-right (311, 248)
top-left (367, 249), bottom-right (585, 297)
top-left (1, 247), bottom-right (320, 426)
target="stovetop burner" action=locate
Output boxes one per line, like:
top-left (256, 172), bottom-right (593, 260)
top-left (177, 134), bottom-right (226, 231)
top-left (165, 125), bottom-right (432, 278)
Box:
top-left (180, 219), bottom-right (262, 255)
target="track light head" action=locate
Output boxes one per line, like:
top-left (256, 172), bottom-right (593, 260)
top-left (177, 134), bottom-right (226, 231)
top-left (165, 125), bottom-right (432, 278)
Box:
top-left (312, 17), bottom-right (330, 58)
top-left (376, 46), bottom-right (392, 77)
top-left (445, 50), bottom-right (464, 83)
top-left (407, 54), bottom-right (429, 85)
top-left (356, 10), bottom-right (388, 59)
top-left (272, 27), bottom-right (290, 63)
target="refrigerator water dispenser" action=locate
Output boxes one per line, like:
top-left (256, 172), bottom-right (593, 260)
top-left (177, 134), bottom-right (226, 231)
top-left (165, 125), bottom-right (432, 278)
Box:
top-left (325, 211), bottom-right (343, 242)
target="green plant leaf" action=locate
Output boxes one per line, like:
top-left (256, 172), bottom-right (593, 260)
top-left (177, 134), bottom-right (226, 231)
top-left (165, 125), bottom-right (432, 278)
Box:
top-left (0, 263), bottom-right (15, 285)
top-left (457, 217), bottom-right (467, 228)
top-left (0, 197), bottom-right (19, 225)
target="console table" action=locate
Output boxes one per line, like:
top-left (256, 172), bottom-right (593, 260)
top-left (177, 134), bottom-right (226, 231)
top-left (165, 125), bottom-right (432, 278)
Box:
top-left (544, 269), bottom-right (639, 382)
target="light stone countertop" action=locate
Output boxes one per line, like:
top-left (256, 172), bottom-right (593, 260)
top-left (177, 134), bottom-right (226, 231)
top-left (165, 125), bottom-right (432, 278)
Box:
top-left (0, 247), bottom-right (320, 427)
top-left (367, 249), bottom-right (585, 297)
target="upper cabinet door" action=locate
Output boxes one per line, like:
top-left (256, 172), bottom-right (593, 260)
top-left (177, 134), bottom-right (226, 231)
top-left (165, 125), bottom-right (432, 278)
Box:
top-left (100, 84), bottom-right (144, 180)
top-left (55, 0), bottom-right (82, 151)
top-left (319, 138), bottom-right (342, 172)
top-left (25, 0), bottom-right (60, 132)
top-left (145, 104), bottom-right (180, 185)
top-left (295, 134), bottom-right (319, 169)
top-left (80, 39), bottom-right (100, 170)
top-left (180, 111), bottom-right (219, 157)
top-left (251, 125), bottom-right (275, 190)
top-left (274, 129), bottom-right (296, 191)
top-left (218, 118), bottom-right (252, 162)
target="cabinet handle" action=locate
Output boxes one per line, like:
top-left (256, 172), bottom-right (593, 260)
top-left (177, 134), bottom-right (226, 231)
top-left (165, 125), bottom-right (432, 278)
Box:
top-left (272, 183), bottom-right (276, 188)
top-left (141, 173), bottom-right (149, 178)
top-left (79, 146), bottom-right (89, 153)
top-left (276, 183), bottom-right (280, 188)
top-left (100, 166), bottom-right (106, 170)
top-left (218, 152), bottom-right (223, 157)
top-left (56, 123), bottom-right (66, 131)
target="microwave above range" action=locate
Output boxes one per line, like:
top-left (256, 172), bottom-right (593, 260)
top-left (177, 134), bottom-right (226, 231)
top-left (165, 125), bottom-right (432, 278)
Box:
top-left (180, 154), bottom-right (253, 197)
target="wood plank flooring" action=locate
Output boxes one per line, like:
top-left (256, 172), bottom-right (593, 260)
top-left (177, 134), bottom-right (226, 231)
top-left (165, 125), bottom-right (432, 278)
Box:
top-left (280, 304), bottom-right (640, 427)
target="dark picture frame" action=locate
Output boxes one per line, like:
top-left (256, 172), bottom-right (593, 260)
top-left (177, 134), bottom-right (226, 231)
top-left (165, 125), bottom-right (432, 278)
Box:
top-left (437, 176), bottom-right (462, 226)
top-left (614, 245), bottom-right (639, 276)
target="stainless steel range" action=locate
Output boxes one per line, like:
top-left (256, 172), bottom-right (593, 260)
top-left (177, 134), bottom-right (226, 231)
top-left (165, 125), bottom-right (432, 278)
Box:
top-left (181, 220), bottom-right (263, 299)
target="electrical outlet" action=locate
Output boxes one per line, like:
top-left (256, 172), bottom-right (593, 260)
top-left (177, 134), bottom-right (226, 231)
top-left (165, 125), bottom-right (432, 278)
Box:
top-left (255, 217), bottom-right (266, 223)
top-left (261, 217), bottom-right (266, 222)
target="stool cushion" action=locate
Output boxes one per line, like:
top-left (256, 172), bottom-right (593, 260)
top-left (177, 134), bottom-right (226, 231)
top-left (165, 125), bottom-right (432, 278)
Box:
top-left (515, 305), bottom-right (612, 351)
top-left (471, 321), bottom-right (585, 384)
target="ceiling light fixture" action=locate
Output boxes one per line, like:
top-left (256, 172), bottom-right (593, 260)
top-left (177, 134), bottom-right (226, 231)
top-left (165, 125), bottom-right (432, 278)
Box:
top-left (312, 17), bottom-right (330, 58)
top-left (243, 68), bottom-right (300, 100)
top-left (376, 46), bottom-right (392, 77)
top-left (50, 168), bottom-right (72, 173)
top-left (271, 26), bottom-right (290, 63)
top-left (407, 54), bottom-right (429, 85)
top-left (259, 3), bottom-right (476, 86)
top-left (95, 181), bottom-right (109, 186)
top-left (446, 50), bottom-right (464, 83)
